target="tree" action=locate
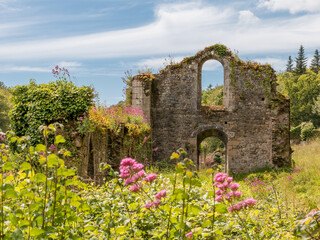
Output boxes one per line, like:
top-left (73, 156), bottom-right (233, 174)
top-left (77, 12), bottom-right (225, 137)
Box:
top-left (310, 49), bottom-right (320, 74)
top-left (286, 56), bottom-right (293, 72)
top-left (295, 45), bottom-right (308, 75)
top-left (277, 71), bottom-right (320, 126)
top-left (0, 82), bottom-right (11, 131)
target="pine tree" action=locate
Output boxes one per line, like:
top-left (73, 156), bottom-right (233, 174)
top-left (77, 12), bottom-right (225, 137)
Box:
top-left (295, 45), bottom-right (307, 75)
top-left (286, 56), bottom-right (293, 72)
top-left (311, 49), bottom-right (320, 74)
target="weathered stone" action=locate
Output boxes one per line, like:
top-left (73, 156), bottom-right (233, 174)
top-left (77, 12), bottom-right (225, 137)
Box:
top-left (132, 45), bottom-right (291, 173)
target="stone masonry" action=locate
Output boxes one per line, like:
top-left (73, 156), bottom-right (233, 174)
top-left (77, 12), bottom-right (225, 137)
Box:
top-left (132, 44), bottom-right (291, 173)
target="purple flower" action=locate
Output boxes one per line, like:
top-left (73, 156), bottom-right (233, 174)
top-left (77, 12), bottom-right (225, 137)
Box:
top-left (129, 184), bottom-right (140, 192)
top-left (132, 163), bottom-right (144, 172)
top-left (186, 232), bottom-right (193, 238)
top-left (215, 195), bottom-right (223, 202)
top-left (155, 190), bottom-right (166, 199)
top-left (229, 183), bottom-right (240, 190)
top-left (144, 173), bottom-right (157, 182)
top-left (121, 158), bottom-right (136, 166)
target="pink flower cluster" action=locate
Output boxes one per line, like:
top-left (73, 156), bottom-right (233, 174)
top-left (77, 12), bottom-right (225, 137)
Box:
top-left (120, 158), bottom-right (145, 191)
top-left (120, 158), bottom-right (166, 209)
top-left (227, 198), bottom-right (257, 212)
top-left (144, 189), bottom-right (167, 209)
top-left (245, 177), bottom-right (270, 193)
top-left (213, 172), bottom-right (257, 212)
top-left (52, 65), bottom-right (70, 78)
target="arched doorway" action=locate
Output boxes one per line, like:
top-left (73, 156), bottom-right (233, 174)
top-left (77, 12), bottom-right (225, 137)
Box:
top-left (197, 128), bottom-right (228, 171)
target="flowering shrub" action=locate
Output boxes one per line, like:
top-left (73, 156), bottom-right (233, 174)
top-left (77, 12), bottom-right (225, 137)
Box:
top-left (79, 105), bottom-right (150, 136)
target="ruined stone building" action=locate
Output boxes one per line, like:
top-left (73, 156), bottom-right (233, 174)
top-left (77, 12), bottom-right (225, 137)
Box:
top-left (132, 44), bottom-right (291, 173)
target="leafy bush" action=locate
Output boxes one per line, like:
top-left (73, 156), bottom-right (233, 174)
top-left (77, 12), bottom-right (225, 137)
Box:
top-left (0, 83), bottom-right (11, 132)
top-left (300, 122), bottom-right (315, 141)
top-left (10, 70), bottom-right (94, 145)
top-left (290, 124), bottom-right (302, 139)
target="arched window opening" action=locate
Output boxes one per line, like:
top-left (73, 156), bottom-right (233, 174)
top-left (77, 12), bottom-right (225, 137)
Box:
top-left (201, 60), bottom-right (224, 109)
top-left (199, 137), bottom-right (225, 170)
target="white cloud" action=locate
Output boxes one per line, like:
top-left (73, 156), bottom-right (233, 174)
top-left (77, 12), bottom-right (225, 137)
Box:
top-left (238, 10), bottom-right (260, 24)
top-left (258, 0), bottom-right (320, 14)
top-left (253, 57), bottom-right (287, 71)
top-left (136, 56), bottom-right (184, 71)
top-left (58, 61), bottom-right (82, 68)
top-left (0, 65), bottom-right (50, 73)
top-left (0, 1), bottom-right (319, 61)
top-left (202, 60), bottom-right (223, 71)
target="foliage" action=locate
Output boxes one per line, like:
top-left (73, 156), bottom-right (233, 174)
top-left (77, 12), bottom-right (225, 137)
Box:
top-left (294, 209), bottom-right (320, 239)
top-left (9, 69), bottom-right (94, 145)
top-left (201, 85), bottom-right (223, 107)
top-left (277, 70), bottom-right (320, 126)
top-left (1, 128), bottom-right (306, 239)
top-left (78, 105), bottom-right (150, 137)
top-left (295, 45), bottom-right (308, 75)
top-left (300, 122), bottom-right (315, 141)
top-left (290, 124), bottom-right (302, 139)
top-left (121, 70), bottom-right (133, 105)
top-left (0, 82), bottom-right (11, 131)
top-left (286, 56), bottom-right (294, 72)
top-left (310, 49), bottom-right (320, 74)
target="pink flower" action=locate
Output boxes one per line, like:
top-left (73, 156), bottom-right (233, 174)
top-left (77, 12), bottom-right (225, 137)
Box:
top-left (153, 147), bottom-right (158, 151)
top-left (143, 136), bottom-right (147, 142)
top-left (155, 190), bottom-right (166, 199)
top-left (232, 204), bottom-right (242, 211)
top-left (243, 198), bottom-right (257, 206)
top-left (137, 170), bottom-right (146, 178)
top-left (213, 182), bottom-right (220, 187)
top-left (121, 158), bottom-right (136, 166)
top-left (152, 199), bottom-right (160, 208)
top-left (132, 163), bottom-right (144, 172)
top-left (228, 206), bottom-right (234, 212)
top-left (79, 117), bottom-right (83, 121)
top-left (229, 183), bottom-right (240, 190)
top-left (226, 177), bottom-right (233, 183)
top-left (129, 185), bottom-right (140, 192)
top-left (186, 232), bottom-right (193, 238)
top-left (144, 202), bottom-right (153, 209)
top-left (124, 177), bottom-right (133, 185)
top-left (214, 173), bottom-right (227, 182)
top-left (120, 166), bottom-right (131, 179)
top-left (215, 189), bottom-right (223, 195)
top-left (48, 144), bottom-right (56, 151)
top-left (225, 191), bottom-right (234, 200)
top-left (233, 191), bottom-right (242, 198)
top-left (215, 195), bottom-right (223, 202)
top-left (131, 173), bottom-right (141, 182)
top-left (144, 173), bottom-right (157, 182)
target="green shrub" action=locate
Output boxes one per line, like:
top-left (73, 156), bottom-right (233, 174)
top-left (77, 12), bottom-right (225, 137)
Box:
top-left (10, 76), bottom-right (94, 145)
top-left (300, 121), bottom-right (315, 141)
top-left (290, 124), bottom-right (302, 139)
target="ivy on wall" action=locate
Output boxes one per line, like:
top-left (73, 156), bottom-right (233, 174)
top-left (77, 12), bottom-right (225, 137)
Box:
top-left (10, 78), bottom-right (94, 145)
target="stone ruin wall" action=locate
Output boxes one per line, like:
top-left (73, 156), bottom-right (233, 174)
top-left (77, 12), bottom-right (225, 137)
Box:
top-left (132, 45), bottom-right (291, 173)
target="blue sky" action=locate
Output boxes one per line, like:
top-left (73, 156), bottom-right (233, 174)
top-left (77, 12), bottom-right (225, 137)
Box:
top-left (1, 0), bottom-right (320, 105)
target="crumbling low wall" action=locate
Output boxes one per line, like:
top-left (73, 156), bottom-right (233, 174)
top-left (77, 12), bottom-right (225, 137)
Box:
top-left (77, 128), bottom-right (150, 184)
